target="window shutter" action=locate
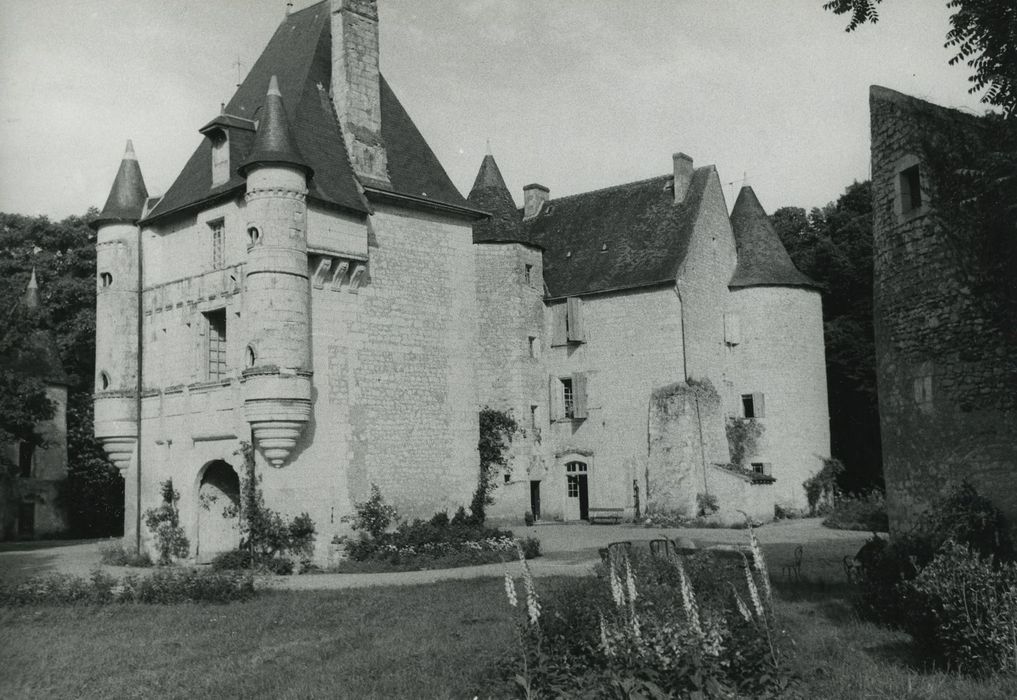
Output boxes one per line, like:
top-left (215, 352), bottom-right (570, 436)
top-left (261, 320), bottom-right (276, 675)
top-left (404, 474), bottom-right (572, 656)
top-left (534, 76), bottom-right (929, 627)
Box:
top-left (566, 296), bottom-right (585, 343)
top-left (551, 304), bottom-right (567, 346)
top-left (548, 375), bottom-right (562, 421)
top-left (752, 392), bottom-right (765, 419)
top-left (572, 372), bottom-right (588, 419)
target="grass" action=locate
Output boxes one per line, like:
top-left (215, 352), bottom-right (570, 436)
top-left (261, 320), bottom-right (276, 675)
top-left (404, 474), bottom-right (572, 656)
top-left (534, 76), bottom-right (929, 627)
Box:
top-left (4, 537), bottom-right (1017, 699)
top-left (0, 579), bottom-right (515, 699)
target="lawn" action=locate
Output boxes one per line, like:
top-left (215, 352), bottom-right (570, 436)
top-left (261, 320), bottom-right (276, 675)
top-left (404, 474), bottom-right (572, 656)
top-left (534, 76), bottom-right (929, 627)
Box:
top-left (4, 543), bottom-right (1017, 699)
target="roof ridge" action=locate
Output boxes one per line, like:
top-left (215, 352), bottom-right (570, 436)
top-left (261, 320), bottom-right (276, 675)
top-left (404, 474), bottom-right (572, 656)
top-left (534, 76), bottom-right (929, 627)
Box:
top-left (527, 169), bottom-right (713, 207)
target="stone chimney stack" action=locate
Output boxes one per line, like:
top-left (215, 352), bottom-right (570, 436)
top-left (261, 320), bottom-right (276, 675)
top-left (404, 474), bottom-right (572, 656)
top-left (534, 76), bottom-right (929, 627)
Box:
top-left (523, 183), bottom-right (549, 219)
top-left (673, 152), bottom-right (693, 203)
top-left (330, 0), bottom-right (389, 184)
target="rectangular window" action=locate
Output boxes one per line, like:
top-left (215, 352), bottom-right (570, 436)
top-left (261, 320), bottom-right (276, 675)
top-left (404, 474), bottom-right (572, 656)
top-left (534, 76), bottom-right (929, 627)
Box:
top-left (551, 298), bottom-right (586, 346)
top-left (751, 462), bottom-right (766, 475)
top-left (524, 264), bottom-right (533, 285)
top-left (530, 404), bottom-right (538, 430)
top-left (205, 309), bottom-right (227, 380)
top-left (528, 336), bottom-right (538, 358)
top-left (18, 442), bottom-right (34, 478)
top-left (210, 219), bottom-right (225, 270)
top-left (562, 378), bottom-right (575, 419)
top-left (567, 475), bottom-right (579, 498)
top-left (741, 392), bottom-right (765, 419)
top-left (900, 164), bottom-right (922, 213)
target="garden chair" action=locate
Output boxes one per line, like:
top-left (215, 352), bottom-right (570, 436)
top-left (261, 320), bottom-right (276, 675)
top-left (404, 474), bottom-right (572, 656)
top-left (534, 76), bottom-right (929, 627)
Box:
top-left (782, 545), bottom-right (803, 582)
top-left (649, 538), bottom-right (678, 560)
top-left (598, 540), bottom-right (633, 566)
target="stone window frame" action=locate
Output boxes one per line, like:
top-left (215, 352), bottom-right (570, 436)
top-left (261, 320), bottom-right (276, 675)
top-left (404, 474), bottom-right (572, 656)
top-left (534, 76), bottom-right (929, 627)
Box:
top-left (209, 218), bottom-right (226, 271)
top-left (741, 392), bottom-right (765, 419)
top-left (893, 154), bottom-right (930, 223)
top-left (203, 307), bottom-right (228, 381)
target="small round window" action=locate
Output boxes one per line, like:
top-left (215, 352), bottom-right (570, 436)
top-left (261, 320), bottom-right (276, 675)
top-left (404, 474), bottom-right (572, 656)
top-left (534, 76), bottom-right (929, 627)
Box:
top-left (99, 371), bottom-right (110, 390)
top-left (247, 226), bottom-right (261, 247)
top-left (100, 272), bottom-right (113, 288)
top-left (245, 345), bottom-right (257, 368)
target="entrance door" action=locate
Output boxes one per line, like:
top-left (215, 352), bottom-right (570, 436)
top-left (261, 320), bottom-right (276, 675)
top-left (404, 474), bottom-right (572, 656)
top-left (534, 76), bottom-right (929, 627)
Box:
top-left (565, 461), bottom-right (589, 521)
top-left (197, 461), bottom-right (240, 563)
top-left (17, 501), bottom-right (35, 538)
top-left (530, 480), bottom-right (541, 520)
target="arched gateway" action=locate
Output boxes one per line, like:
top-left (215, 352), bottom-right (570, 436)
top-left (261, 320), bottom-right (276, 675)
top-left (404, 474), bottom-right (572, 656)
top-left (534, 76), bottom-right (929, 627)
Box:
top-left (196, 460), bottom-right (240, 563)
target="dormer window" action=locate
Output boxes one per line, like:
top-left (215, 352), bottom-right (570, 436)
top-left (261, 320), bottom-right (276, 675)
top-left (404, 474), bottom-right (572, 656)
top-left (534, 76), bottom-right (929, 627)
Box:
top-left (210, 130), bottom-right (229, 187)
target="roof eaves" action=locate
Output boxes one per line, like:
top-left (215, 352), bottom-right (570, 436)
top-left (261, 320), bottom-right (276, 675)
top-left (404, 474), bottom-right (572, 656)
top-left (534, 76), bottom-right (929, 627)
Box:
top-left (363, 186), bottom-right (489, 221)
top-left (140, 185), bottom-right (244, 226)
top-left (546, 278), bottom-right (675, 302)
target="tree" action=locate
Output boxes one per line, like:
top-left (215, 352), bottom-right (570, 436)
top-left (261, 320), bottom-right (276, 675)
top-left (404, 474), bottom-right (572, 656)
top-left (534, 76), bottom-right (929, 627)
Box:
top-left (824, 0), bottom-right (1017, 115)
top-left (772, 181), bottom-right (883, 492)
top-left (0, 210), bottom-right (124, 537)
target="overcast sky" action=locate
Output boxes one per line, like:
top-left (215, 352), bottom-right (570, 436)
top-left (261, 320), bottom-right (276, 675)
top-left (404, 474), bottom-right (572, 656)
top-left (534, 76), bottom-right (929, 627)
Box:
top-left (0, 0), bottom-right (989, 219)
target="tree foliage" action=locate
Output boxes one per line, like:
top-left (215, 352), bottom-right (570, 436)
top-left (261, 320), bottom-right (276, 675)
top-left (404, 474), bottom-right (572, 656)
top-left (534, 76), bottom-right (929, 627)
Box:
top-left (0, 209), bottom-right (123, 537)
top-left (772, 181), bottom-right (882, 491)
top-left (824, 0), bottom-right (1017, 115)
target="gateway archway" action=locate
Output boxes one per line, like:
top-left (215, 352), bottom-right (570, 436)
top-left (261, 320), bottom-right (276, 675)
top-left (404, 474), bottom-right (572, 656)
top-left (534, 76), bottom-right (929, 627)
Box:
top-left (196, 460), bottom-right (240, 563)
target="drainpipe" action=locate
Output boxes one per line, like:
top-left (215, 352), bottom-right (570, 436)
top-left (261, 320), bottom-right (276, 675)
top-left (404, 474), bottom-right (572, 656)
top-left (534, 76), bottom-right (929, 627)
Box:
top-left (135, 226), bottom-right (143, 553)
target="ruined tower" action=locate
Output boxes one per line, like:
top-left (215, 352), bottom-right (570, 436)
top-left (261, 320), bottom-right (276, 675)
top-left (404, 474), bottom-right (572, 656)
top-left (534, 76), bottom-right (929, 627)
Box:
top-left (238, 76), bottom-right (314, 467)
top-left (92, 141), bottom-right (148, 471)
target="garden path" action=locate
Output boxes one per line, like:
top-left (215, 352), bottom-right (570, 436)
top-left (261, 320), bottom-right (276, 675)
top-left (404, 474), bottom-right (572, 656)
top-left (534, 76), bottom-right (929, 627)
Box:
top-left (0, 518), bottom-right (874, 589)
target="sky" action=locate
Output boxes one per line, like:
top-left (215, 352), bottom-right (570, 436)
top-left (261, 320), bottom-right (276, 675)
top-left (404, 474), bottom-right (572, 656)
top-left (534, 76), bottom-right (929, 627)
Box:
top-left (0, 0), bottom-right (990, 220)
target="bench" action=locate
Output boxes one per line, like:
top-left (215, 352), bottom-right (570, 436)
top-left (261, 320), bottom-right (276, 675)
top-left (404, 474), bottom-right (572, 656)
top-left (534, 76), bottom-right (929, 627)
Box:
top-left (588, 508), bottom-right (624, 525)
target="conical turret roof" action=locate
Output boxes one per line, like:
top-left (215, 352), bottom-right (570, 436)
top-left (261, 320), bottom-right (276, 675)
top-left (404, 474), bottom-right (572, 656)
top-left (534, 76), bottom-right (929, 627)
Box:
top-left (468, 154), bottom-right (535, 246)
top-left (24, 268), bottom-right (40, 309)
top-left (238, 76), bottom-right (312, 177)
top-left (729, 186), bottom-right (820, 290)
top-left (91, 140), bottom-right (149, 229)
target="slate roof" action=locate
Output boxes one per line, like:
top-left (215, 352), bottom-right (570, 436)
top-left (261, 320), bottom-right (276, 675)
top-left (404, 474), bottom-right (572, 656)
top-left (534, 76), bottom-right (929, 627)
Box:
top-left (467, 154), bottom-right (536, 245)
top-left (143, 1), bottom-right (468, 223)
top-left (238, 76), bottom-right (311, 177)
top-left (522, 169), bottom-right (712, 299)
top-left (92, 141), bottom-right (148, 229)
top-left (728, 186), bottom-right (820, 290)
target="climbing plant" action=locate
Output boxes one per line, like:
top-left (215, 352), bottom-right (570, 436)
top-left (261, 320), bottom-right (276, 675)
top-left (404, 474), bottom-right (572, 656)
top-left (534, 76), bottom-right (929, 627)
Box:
top-left (472, 407), bottom-right (519, 524)
top-left (726, 417), bottom-right (764, 467)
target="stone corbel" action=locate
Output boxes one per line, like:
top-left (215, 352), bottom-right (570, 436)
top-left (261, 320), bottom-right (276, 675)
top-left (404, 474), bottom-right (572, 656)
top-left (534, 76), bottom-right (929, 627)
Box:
top-left (312, 257), bottom-right (332, 289)
top-left (330, 260), bottom-right (350, 291)
top-left (348, 263), bottom-right (366, 293)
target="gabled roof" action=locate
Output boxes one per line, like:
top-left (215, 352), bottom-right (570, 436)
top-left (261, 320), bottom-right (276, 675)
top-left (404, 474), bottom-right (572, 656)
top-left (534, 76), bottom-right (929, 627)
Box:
top-left (92, 141), bottom-right (148, 229)
top-left (467, 154), bottom-right (535, 245)
top-left (728, 186), bottom-right (820, 290)
top-left (523, 169), bottom-right (712, 298)
top-left (144, 1), bottom-right (468, 223)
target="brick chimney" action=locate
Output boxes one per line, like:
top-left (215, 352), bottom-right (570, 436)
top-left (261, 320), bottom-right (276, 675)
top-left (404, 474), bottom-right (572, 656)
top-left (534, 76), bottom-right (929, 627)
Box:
top-left (331, 0), bottom-right (389, 184)
top-left (673, 152), bottom-right (693, 203)
top-left (523, 183), bottom-right (549, 219)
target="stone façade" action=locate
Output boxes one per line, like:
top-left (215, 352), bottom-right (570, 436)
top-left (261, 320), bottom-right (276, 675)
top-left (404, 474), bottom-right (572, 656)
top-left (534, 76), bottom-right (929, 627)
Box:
top-left (870, 86), bottom-right (1017, 534)
top-left (93, 0), bottom-right (832, 560)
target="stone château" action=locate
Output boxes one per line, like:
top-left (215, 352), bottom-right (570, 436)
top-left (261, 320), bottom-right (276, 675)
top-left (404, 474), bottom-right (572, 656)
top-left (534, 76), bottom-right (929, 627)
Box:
top-left (93, 0), bottom-right (830, 561)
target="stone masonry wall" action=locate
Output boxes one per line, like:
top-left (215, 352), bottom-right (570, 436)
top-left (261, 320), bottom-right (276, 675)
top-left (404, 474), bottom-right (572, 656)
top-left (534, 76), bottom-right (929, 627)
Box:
top-left (474, 242), bottom-right (547, 522)
top-left (870, 86), bottom-right (1017, 533)
top-left (725, 287), bottom-right (830, 510)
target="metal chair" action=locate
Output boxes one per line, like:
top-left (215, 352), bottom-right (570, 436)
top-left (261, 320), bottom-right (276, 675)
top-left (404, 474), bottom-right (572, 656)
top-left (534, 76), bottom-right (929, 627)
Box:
top-left (782, 545), bottom-right (803, 582)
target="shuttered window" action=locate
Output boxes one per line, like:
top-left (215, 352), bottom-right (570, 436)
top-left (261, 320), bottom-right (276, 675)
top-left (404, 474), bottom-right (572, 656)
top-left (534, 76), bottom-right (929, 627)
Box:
top-left (205, 309), bottom-right (227, 380)
top-left (550, 373), bottom-right (588, 421)
top-left (566, 296), bottom-right (585, 343)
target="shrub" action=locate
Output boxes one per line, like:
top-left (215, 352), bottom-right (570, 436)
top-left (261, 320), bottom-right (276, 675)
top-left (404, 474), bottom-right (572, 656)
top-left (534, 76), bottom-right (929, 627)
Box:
top-left (143, 479), bottom-right (189, 564)
top-left (523, 511), bottom-right (534, 526)
top-left (232, 442), bottom-right (316, 560)
top-left (901, 541), bottom-right (1017, 675)
top-left (853, 481), bottom-right (1015, 632)
top-left (98, 542), bottom-right (153, 567)
top-left (725, 416), bottom-right (764, 466)
top-left (803, 457), bottom-right (844, 515)
top-left (517, 536), bottom-right (541, 559)
top-left (823, 490), bottom-right (889, 532)
top-left (696, 492), bottom-right (719, 517)
top-left (0, 568), bottom-right (255, 606)
top-left (208, 549), bottom-right (294, 575)
top-left (341, 483), bottom-right (398, 538)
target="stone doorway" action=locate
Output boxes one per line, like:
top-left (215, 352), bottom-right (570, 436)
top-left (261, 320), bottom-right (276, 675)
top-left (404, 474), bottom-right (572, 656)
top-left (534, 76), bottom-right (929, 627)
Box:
top-left (565, 461), bottom-right (589, 521)
top-left (196, 460), bottom-right (240, 563)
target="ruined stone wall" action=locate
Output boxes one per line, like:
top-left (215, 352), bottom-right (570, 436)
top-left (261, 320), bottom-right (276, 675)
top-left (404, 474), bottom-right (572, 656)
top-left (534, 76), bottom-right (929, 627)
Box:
top-left (473, 242), bottom-right (548, 522)
top-left (543, 286), bottom-right (686, 521)
top-left (870, 86), bottom-right (1017, 533)
top-left (725, 287), bottom-right (830, 510)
